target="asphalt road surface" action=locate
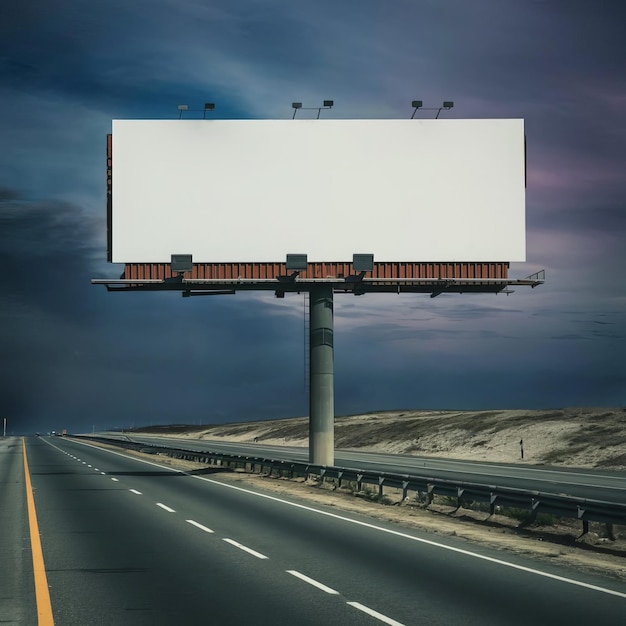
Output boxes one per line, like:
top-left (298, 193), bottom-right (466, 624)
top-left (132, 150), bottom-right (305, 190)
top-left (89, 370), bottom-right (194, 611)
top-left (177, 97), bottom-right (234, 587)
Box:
top-left (6, 435), bottom-right (626, 625)
top-left (120, 434), bottom-right (626, 504)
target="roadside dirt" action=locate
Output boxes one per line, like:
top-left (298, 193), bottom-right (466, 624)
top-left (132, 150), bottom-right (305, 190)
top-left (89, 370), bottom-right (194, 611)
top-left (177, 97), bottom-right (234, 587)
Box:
top-left (137, 407), bottom-right (626, 469)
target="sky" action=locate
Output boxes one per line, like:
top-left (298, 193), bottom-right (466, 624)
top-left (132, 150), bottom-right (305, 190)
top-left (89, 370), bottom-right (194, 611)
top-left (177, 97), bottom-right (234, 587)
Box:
top-left (1, 0), bottom-right (625, 434)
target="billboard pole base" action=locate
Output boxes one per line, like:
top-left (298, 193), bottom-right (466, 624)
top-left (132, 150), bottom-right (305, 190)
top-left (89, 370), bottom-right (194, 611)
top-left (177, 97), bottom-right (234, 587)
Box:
top-left (309, 285), bottom-right (334, 466)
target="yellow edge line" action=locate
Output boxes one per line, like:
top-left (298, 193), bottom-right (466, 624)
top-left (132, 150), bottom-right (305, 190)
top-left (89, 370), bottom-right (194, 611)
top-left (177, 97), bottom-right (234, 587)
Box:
top-left (23, 438), bottom-right (55, 625)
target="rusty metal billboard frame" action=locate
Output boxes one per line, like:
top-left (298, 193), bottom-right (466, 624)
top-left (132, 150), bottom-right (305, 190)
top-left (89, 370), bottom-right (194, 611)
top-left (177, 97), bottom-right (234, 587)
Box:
top-left (93, 269), bottom-right (545, 298)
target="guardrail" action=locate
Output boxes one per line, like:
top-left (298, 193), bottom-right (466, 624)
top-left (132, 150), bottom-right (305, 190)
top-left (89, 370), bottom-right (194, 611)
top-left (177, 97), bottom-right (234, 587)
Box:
top-left (72, 435), bottom-right (625, 535)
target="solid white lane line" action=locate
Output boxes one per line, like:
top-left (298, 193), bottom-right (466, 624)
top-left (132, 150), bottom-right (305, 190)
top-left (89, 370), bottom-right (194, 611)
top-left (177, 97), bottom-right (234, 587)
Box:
top-left (286, 570), bottom-right (339, 594)
top-left (186, 520), bottom-right (214, 533)
top-left (129, 489), bottom-right (142, 495)
top-left (111, 477), bottom-right (119, 482)
top-left (347, 602), bottom-right (405, 626)
top-left (156, 502), bottom-right (175, 513)
top-left (222, 538), bottom-right (268, 559)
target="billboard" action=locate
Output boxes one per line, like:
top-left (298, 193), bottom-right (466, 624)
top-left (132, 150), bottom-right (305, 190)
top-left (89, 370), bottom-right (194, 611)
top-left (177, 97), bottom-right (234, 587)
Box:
top-left (110, 119), bottom-right (525, 263)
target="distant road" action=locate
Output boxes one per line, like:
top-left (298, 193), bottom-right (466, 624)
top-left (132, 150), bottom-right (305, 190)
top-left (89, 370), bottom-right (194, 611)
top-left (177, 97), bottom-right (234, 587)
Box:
top-left (13, 436), bottom-right (626, 624)
top-left (114, 434), bottom-right (626, 504)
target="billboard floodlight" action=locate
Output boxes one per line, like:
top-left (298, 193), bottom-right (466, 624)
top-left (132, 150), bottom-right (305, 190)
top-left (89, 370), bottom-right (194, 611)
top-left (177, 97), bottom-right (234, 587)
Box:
top-left (292, 100), bottom-right (334, 119)
top-left (436, 101), bottom-right (454, 119)
top-left (411, 100), bottom-right (455, 119)
top-left (353, 254), bottom-right (374, 272)
top-left (177, 104), bottom-right (189, 119)
top-left (203, 102), bottom-right (215, 119)
top-left (286, 254), bottom-right (308, 271)
top-left (171, 254), bottom-right (193, 274)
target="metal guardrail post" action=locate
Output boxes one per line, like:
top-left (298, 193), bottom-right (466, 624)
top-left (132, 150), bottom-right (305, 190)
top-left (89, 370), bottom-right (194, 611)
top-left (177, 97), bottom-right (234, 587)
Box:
top-left (489, 493), bottom-right (497, 516)
top-left (402, 480), bottom-right (409, 501)
top-left (426, 484), bottom-right (435, 505)
top-left (457, 487), bottom-right (464, 509)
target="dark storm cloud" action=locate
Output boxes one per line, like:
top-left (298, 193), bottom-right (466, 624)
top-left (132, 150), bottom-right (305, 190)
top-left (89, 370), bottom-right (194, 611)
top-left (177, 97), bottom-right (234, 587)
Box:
top-left (0, 190), bottom-right (309, 432)
top-left (0, 0), bottom-right (325, 119)
top-left (1, 1), bottom-right (625, 432)
top-left (535, 205), bottom-right (626, 235)
top-left (0, 190), bottom-right (103, 423)
top-left (0, 191), bottom-right (102, 318)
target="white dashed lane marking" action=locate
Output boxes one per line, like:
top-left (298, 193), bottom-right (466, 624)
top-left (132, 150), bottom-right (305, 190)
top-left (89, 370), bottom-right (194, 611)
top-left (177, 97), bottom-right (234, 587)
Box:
top-left (347, 602), bottom-right (405, 626)
top-left (129, 489), bottom-right (142, 495)
top-left (156, 503), bottom-right (176, 513)
top-left (286, 570), bottom-right (339, 594)
top-left (222, 538), bottom-right (268, 560)
top-left (186, 520), bottom-right (214, 533)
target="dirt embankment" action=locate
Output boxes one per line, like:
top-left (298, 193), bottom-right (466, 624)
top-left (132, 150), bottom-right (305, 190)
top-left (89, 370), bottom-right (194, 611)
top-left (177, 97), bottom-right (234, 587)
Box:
top-left (136, 407), bottom-right (626, 469)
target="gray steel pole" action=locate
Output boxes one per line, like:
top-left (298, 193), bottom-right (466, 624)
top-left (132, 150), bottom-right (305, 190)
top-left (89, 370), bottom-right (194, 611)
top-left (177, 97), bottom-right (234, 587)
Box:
top-left (309, 285), bottom-right (334, 466)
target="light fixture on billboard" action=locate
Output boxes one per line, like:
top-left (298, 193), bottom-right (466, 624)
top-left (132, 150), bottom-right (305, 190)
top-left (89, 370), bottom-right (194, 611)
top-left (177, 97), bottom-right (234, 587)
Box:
top-left (177, 104), bottom-right (189, 119)
top-left (203, 102), bottom-right (215, 119)
top-left (410, 100), bottom-right (454, 119)
top-left (410, 100), bottom-right (423, 119)
top-left (171, 254), bottom-right (193, 277)
top-left (318, 100), bottom-right (333, 119)
top-left (291, 100), bottom-right (334, 119)
top-left (353, 254), bottom-right (374, 273)
top-left (281, 253), bottom-right (308, 283)
top-left (285, 254), bottom-right (308, 271)
top-left (436, 101), bottom-right (454, 119)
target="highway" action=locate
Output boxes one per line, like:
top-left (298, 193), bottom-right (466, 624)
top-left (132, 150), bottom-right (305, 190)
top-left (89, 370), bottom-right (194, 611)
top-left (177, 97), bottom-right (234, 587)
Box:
top-left (121, 434), bottom-right (626, 504)
top-left (6, 435), bottom-right (626, 624)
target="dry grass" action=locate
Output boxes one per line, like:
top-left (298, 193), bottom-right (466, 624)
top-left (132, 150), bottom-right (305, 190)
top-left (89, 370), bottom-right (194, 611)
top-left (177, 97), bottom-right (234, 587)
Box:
top-left (142, 407), bottom-right (626, 469)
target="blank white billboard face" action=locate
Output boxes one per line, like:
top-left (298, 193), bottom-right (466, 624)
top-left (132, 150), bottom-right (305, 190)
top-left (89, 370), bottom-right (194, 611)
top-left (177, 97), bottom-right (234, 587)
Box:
top-left (111, 119), bottom-right (525, 263)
